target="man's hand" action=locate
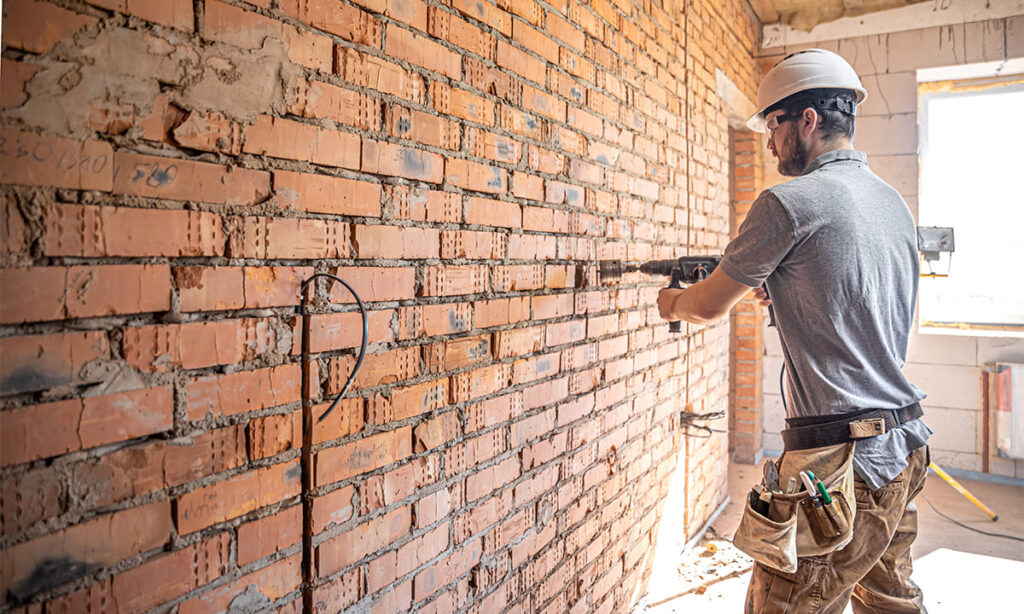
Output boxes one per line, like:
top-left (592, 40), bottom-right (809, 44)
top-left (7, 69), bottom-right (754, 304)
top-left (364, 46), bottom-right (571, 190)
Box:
top-left (754, 285), bottom-right (772, 308)
top-left (653, 268), bottom-right (754, 326)
top-left (658, 288), bottom-right (685, 321)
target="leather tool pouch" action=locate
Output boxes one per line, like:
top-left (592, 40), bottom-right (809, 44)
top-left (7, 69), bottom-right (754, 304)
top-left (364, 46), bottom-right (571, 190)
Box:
top-left (733, 443), bottom-right (856, 573)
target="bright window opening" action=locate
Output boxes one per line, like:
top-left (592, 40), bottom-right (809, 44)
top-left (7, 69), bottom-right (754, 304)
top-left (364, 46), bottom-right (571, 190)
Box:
top-left (917, 68), bottom-right (1024, 333)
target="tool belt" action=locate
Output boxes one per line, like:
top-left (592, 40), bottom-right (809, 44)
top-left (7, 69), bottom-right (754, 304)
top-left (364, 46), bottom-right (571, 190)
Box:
top-left (733, 443), bottom-right (857, 573)
top-left (781, 403), bottom-right (923, 451)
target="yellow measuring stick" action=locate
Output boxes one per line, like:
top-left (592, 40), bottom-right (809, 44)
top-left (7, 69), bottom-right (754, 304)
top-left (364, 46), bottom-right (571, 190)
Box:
top-left (929, 462), bottom-right (999, 521)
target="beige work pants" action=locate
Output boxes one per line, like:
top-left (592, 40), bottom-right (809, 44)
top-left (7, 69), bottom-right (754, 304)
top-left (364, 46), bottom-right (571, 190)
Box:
top-left (745, 445), bottom-right (930, 613)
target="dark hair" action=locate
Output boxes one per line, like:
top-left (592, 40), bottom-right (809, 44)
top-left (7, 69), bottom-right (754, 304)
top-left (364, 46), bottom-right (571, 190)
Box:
top-left (765, 88), bottom-right (858, 142)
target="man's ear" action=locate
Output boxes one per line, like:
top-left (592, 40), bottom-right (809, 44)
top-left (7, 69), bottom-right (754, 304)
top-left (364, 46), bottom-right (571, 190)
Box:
top-left (800, 107), bottom-right (819, 137)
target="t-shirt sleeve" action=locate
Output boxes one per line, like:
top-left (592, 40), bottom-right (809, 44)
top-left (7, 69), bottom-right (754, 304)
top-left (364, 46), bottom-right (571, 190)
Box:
top-left (719, 190), bottom-right (797, 287)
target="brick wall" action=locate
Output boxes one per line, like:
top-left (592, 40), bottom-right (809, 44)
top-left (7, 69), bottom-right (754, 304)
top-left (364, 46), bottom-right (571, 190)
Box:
top-left (0, 0), bottom-right (759, 611)
top-left (728, 128), bottom-right (763, 464)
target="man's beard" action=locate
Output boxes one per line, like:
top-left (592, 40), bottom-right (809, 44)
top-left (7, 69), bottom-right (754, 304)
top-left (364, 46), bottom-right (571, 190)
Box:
top-left (777, 129), bottom-right (809, 176)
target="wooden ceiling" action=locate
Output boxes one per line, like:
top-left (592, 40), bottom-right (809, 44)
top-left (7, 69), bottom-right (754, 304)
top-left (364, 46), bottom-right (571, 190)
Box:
top-left (747, 0), bottom-right (931, 32)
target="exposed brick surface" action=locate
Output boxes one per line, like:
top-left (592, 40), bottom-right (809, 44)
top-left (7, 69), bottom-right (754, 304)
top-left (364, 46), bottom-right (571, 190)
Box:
top-left (0, 0), bottom-right (759, 610)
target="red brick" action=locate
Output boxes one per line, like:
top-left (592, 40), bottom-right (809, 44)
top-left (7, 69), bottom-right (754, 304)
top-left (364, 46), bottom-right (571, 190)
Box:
top-left (413, 537), bottom-right (481, 600)
top-left (445, 158), bottom-right (507, 193)
top-left (316, 507), bottom-right (411, 576)
top-left (512, 20), bottom-right (558, 63)
top-left (440, 229), bottom-right (505, 259)
top-left (465, 197), bottom-right (521, 229)
top-left (186, 364), bottom-right (301, 421)
top-left (178, 554), bottom-right (301, 614)
top-left (386, 24), bottom-right (461, 79)
top-left (280, 0), bottom-right (382, 46)
top-left (0, 129), bottom-right (112, 191)
top-left (243, 115), bottom-right (360, 169)
top-left (385, 105), bottom-right (461, 149)
top-left (338, 46), bottom-right (427, 103)
top-left (2, 0), bottom-right (98, 53)
top-left (105, 532), bottom-right (229, 613)
top-left (429, 6), bottom-right (495, 59)
top-left (328, 347), bottom-right (418, 393)
top-left (492, 264), bottom-right (544, 292)
top-left (0, 501), bottom-right (170, 597)
top-left (368, 523), bottom-right (448, 591)
top-left (311, 568), bottom-right (362, 613)
top-left (124, 318), bottom-right (277, 372)
top-left (414, 489), bottom-right (451, 530)
top-left (321, 266), bottom-right (418, 304)
top-left (175, 460), bottom-right (301, 534)
top-left (0, 466), bottom-right (62, 537)
top-left (112, 152), bottom-right (269, 205)
top-left (0, 195), bottom-right (27, 256)
top-left (465, 391), bottom-right (523, 432)
top-left (86, 0), bottom-right (194, 31)
top-left (238, 505), bottom-right (303, 565)
top-left (0, 331), bottom-right (109, 395)
top-left (493, 325), bottom-right (545, 359)
top-left (306, 310), bottom-right (395, 353)
top-left (450, 363), bottom-right (511, 403)
top-left (431, 82), bottom-right (496, 125)
top-left (274, 170), bottom-right (381, 216)
top-left (424, 335), bottom-right (490, 374)
top-left (523, 377), bottom-right (569, 412)
top-left (528, 145), bottom-right (565, 174)
top-left (499, 105), bottom-right (545, 141)
top-left (288, 79), bottom-right (381, 131)
top-left (466, 457), bottom-right (519, 501)
top-left (362, 139), bottom-right (445, 183)
top-left (414, 412), bottom-right (460, 450)
top-left (72, 425), bottom-right (246, 508)
top-left (205, 0), bottom-right (330, 71)
top-left (175, 266), bottom-right (243, 312)
top-left (389, 186), bottom-right (462, 222)
top-left (314, 427), bottom-right (412, 486)
top-left (465, 128), bottom-right (521, 164)
top-left (398, 303), bottom-right (473, 339)
top-left (522, 84), bottom-right (566, 122)
top-left (547, 12), bottom-right (584, 50)
top-left (368, 380), bottom-right (448, 424)
top-left (451, 0), bottom-right (511, 35)
top-left (44, 203), bottom-right (224, 258)
top-left (422, 265), bottom-right (490, 296)
top-left (0, 58), bottom-right (41, 110)
top-left (312, 398), bottom-right (364, 445)
top-left (248, 410), bottom-right (302, 459)
top-left (473, 297), bottom-right (530, 329)
top-left (311, 485), bottom-right (355, 534)
top-left (496, 40), bottom-right (545, 85)
top-left (228, 216), bottom-right (351, 259)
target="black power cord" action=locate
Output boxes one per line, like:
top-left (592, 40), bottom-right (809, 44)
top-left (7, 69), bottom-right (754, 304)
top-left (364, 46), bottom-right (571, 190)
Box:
top-left (299, 273), bottom-right (367, 423)
top-left (919, 492), bottom-right (1024, 543)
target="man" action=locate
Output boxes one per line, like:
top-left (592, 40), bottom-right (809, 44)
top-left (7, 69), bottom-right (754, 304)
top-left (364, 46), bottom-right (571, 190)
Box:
top-left (657, 49), bottom-right (931, 613)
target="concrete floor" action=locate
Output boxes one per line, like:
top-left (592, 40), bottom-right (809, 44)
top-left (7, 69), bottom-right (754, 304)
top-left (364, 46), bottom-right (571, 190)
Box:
top-left (640, 459), bottom-right (1024, 613)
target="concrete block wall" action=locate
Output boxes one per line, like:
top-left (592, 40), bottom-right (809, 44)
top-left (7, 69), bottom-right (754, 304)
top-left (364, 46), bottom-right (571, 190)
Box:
top-left (759, 15), bottom-right (1024, 478)
top-left (0, 0), bottom-right (759, 611)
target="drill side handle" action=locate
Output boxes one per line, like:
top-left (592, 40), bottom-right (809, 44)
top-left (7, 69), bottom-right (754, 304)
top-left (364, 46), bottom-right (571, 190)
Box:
top-left (667, 268), bottom-right (684, 333)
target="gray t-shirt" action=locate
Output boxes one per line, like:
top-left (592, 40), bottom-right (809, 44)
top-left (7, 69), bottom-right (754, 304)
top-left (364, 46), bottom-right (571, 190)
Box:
top-left (720, 149), bottom-right (930, 489)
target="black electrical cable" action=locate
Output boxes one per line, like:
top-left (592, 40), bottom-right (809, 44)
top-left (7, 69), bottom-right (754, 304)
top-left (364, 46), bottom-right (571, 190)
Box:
top-left (779, 362), bottom-right (787, 411)
top-left (679, 410), bottom-right (727, 438)
top-left (919, 493), bottom-right (1024, 543)
top-left (299, 273), bottom-right (367, 423)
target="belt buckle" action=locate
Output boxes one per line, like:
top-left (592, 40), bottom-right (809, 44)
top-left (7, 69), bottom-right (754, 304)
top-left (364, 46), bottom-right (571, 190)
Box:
top-left (849, 417), bottom-right (886, 438)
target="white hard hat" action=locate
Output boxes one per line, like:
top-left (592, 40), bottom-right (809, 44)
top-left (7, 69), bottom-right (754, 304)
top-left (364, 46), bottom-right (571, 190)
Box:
top-left (747, 49), bottom-right (868, 132)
